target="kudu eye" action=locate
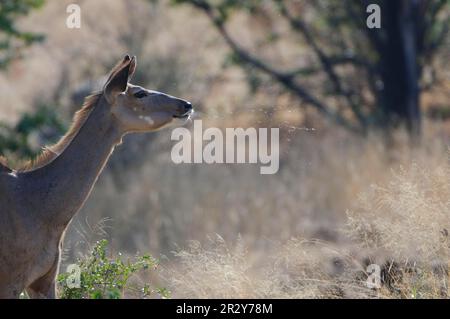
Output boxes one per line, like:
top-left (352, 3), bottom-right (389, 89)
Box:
top-left (133, 91), bottom-right (148, 98)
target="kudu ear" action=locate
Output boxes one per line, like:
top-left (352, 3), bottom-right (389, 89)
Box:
top-left (104, 55), bottom-right (136, 104)
top-left (128, 56), bottom-right (137, 78)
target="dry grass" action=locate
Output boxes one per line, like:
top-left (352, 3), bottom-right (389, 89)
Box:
top-left (153, 124), bottom-right (450, 299)
top-left (50, 113), bottom-right (450, 299)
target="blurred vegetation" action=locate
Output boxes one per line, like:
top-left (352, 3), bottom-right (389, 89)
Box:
top-left (0, 0), bottom-right (449, 299)
top-left (0, 105), bottom-right (65, 161)
top-left (0, 0), bottom-right (51, 162)
top-left (1, 0), bottom-right (449, 162)
top-left (172, 0), bottom-right (450, 136)
top-left (0, 0), bottom-right (45, 68)
top-left (58, 239), bottom-right (168, 299)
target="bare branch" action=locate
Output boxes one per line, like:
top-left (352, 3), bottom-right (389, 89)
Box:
top-left (427, 16), bottom-right (450, 53)
top-left (276, 0), bottom-right (367, 127)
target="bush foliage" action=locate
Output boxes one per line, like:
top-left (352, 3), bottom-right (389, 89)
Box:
top-left (58, 239), bottom-right (169, 299)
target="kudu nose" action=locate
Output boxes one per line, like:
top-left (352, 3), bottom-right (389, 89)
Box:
top-left (173, 100), bottom-right (193, 118)
top-left (184, 101), bottom-right (193, 113)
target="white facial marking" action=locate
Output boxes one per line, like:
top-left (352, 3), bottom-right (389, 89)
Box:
top-left (139, 115), bottom-right (154, 125)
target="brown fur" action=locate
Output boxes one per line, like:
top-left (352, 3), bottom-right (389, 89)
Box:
top-left (10, 58), bottom-right (131, 172)
top-left (0, 55), bottom-right (192, 298)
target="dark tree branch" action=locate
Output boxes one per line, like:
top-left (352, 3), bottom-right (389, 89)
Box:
top-left (286, 55), bottom-right (375, 77)
top-left (184, 0), bottom-right (362, 133)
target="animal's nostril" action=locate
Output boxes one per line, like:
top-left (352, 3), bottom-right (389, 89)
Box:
top-left (184, 102), bottom-right (192, 112)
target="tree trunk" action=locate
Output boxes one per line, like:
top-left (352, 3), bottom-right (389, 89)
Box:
top-left (372, 0), bottom-right (422, 136)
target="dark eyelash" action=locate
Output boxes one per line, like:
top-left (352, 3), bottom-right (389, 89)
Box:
top-left (134, 91), bottom-right (148, 98)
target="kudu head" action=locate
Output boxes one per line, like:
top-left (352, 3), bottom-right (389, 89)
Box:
top-left (104, 55), bottom-right (193, 133)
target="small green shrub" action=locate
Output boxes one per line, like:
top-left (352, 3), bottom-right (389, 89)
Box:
top-left (57, 239), bottom-right (169, 299)
top-left (0, 105), bottom-right (66, 160)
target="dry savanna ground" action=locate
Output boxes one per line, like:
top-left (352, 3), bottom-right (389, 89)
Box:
top-left (1, 0), bottom-right (450, 298)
